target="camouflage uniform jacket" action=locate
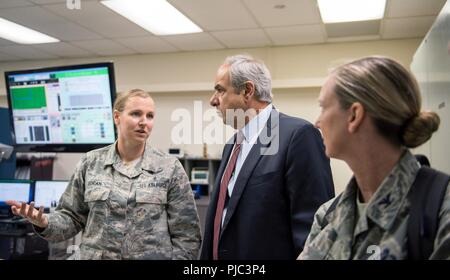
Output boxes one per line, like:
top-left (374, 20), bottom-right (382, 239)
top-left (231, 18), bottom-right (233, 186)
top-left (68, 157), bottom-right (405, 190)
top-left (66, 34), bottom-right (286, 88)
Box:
top-left (299, 150), bottom-right (450, 260)
top-left (37, 141), bottom-right (201, 260)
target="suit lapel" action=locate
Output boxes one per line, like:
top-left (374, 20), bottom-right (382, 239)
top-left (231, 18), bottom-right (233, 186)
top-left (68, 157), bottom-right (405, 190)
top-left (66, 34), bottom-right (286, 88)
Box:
top-left (221, 109), bottom-right (280, 234)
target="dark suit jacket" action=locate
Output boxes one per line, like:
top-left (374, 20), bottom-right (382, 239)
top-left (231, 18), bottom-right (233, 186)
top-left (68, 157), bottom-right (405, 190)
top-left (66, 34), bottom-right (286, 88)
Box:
top-left (200, 109), bottom-right (335, 260)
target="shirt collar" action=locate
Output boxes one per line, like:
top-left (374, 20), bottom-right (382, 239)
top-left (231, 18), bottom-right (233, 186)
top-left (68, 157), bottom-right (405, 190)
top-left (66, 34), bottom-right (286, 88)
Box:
top-left (239, 103), bottom-right (273, 144)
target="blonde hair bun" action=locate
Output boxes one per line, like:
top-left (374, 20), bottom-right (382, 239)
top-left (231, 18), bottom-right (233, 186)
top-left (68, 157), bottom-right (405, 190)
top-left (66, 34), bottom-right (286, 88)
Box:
top-left (402, 111), bottom-right (440, 148)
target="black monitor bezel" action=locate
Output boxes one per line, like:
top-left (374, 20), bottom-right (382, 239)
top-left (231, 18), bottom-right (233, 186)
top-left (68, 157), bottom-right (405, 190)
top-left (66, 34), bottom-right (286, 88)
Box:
top-left (4, 62), bottom-right (117, 153)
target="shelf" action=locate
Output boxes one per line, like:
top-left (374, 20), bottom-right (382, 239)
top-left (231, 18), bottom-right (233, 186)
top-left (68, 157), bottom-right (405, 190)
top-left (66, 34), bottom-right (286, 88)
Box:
top-left (190, 182), bottom-right (209, 185)
top-left (181, 157), bottom-right (221, 161)
top-left (181, 157), bottom-right (220, 210)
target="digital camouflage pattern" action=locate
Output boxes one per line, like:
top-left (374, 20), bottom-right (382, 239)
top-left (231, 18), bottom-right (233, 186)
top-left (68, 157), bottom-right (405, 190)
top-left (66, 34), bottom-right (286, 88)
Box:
top-left (36, 141), bottom-right (201, 260)
top-left (299, 150), bottom-right (450, 260)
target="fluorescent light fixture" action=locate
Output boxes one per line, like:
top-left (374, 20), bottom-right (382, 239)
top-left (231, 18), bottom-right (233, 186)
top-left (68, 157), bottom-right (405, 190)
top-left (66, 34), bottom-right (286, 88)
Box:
top-left (318, 0), bottom-right (386, 23)
top-left (101, 0), bottom-right (202, 35)
top-left (0, 17), bottom-right (59, 44)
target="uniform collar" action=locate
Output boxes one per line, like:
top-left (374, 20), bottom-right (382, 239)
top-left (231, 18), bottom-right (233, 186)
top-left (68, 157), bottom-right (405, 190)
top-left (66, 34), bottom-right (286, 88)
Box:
top-left (327, 150), bottom-right (420, 232)
top-left (103, 140), bottom-right (162, 173)
top-left (140, 140), bottom-right (162, 173)
top-left (104, 141), bottom-right (120, 166)
top-left (365, 150), bottom-right (420, 230)
top-left (324, 177), bottom-right (358, 227)
top-left (323, 179), bottom-right (358, 259)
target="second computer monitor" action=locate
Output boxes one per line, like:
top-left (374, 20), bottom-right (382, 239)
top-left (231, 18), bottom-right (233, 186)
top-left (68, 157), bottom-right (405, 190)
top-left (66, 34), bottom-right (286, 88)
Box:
top-left (34, 180), bottom-right (69, 209)
top-left (0, 180), bottom-right (33, 206)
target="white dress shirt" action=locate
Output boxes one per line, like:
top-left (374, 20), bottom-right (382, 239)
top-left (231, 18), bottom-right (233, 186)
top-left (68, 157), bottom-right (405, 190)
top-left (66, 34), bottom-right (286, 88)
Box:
top-left (221, 103), bottom-right (273, 225)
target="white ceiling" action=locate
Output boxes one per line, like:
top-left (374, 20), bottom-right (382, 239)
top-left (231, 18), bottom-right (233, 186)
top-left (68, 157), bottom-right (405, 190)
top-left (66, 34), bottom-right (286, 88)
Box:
top-left (0, 0), bottom-right (445, 61)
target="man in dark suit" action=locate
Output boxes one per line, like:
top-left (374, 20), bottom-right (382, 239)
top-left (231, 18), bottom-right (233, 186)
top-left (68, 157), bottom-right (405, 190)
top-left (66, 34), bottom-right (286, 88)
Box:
top-left (200, 55), bottom-right (335, 260)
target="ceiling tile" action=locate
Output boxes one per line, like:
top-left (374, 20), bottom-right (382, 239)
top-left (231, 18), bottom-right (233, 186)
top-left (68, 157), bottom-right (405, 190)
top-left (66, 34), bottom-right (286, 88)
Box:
top-left (168, 0), bottom-right (258, 31)
top-left (163, 33), bottom-right (224, 51)
top-left (32, 42), bottom-right (95, 57)
top-left (0, 45), bottom-right (59, 60)
top-left (0, 38), bottom-right (15, 46)
top-left (0, 0), bottom-right (34, 9)
top-left (382, 16), bottom-right (436, 39)
top-left (326, 20), bottom-right (380, 38)
top-left (0, 5), bottom-right (59, 23)
top-left (44, 2), bottom-right (150, 38)
top-left (71, 39), bottom-right (136, 56)
top-left (0, 0), bottom-right (443, 60)
top-left (0, 6), bottom-right (102, 41)
top-left (211, 29), bottom-right (271, 48)
top-left (386, 0), bottom-right (446, 18)
top-left (40, 23), bottom-right (102, 41)
top-left (29, 0), bottom-right (72, 3)
top-left (29, 0), bottom-right (98, 4)
top-left (265, 24), bottom-right (325, 46)
top-left (113, 36), bottom-right (179, 54)
top-left (243, 0), bottom-right (321, 27)
top-left (0, 51), bottom-right (22, 62)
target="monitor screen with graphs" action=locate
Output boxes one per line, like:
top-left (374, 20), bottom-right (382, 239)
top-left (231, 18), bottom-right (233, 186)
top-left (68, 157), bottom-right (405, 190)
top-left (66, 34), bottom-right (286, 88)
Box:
top-left (5, 62), bottom-right (117, 152)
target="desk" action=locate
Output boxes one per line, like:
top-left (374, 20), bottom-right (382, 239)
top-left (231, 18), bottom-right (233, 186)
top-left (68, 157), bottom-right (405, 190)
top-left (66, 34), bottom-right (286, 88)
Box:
top-left (0, 218), bottom-right (48, 259)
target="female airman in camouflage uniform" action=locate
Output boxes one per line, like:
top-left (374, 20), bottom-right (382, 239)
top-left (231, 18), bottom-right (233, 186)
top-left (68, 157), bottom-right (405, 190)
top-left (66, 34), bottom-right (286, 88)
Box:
top-left (8, 89), bottom-right (201, 259)
top-left (299, 56), bottom-right (449, 260)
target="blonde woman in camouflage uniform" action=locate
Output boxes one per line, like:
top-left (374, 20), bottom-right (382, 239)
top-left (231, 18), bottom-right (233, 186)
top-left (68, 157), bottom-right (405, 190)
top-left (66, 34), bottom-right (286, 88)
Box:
top-left (7, 89), bottom-right (201, 259)
top-left (298, 56), bottom-right (449, 260)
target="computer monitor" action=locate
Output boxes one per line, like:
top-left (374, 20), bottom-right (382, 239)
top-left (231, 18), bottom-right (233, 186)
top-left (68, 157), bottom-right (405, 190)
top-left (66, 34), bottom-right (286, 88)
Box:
top-left (34, 180), bottom-right (69, 209)
top-left (5, 62), bottom-right (117, 152)
top-left (0, 180), bottom-right (33, 218)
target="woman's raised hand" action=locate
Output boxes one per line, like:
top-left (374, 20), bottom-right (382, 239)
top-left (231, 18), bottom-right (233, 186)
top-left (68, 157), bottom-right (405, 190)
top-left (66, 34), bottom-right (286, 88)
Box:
top-left (6, 200), bottom-right (48, 228)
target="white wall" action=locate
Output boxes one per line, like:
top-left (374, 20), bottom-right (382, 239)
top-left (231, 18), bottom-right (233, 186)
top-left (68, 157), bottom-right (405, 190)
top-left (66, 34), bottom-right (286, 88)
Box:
top-left (0, 38), bottom-right (422, 194)
top-left (0, 38), bottom-right (420, 95)
top-left (411, 1), bottom-right (450, 174)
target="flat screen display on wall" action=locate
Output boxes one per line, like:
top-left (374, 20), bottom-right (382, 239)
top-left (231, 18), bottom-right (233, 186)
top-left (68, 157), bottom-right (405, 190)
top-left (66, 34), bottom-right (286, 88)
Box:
top-left (5, 62), bottom-right (117, 152)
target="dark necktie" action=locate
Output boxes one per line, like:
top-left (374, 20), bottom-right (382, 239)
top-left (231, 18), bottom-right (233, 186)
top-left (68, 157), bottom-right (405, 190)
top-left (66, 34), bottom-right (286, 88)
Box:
top-left (212, 132), bottom-right (243, 260)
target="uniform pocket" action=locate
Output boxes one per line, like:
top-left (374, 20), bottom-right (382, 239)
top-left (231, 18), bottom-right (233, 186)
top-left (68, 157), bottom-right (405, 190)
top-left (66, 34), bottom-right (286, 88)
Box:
top-left (134, 186), bottom-right (168, 227)
top-left (136, 187), bottom-right (167, 204)
top-left (84, 187), bottom-right (111, 202)
top-left (83, 187), bottom-right (110, 238)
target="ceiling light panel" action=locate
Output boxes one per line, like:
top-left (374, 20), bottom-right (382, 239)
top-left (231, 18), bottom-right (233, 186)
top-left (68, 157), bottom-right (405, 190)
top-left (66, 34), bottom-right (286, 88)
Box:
top-left (318, 0), bottom-right (386, 23)
top-left (0, 17), bottom-right (59, 44)
top-left (101, 0), bottom-right (202, 35)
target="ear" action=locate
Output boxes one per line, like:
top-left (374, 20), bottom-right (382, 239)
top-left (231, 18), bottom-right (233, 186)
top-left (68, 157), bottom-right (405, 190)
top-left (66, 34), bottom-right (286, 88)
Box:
top-left (242, 81), bottom-right (255, 101)
top-left (113, 110), bottom-right (120, 126)
top-left (348, 102), bottom-right (365, 133)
